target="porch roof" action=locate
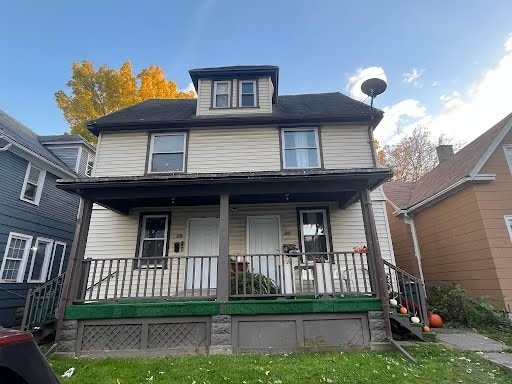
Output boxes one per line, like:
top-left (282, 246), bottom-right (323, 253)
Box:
top-left (57, 168), bottom-right (392, 213)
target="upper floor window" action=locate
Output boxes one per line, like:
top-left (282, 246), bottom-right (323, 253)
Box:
top-left (503, 145), bottom-right (512, 173)
top-left (281, 128), bottom-right (321, 169)
top-left (239, 80), bottom-right (256, 107)
top-left (20, 163), bottom-right (46, 205)
top-left (213, 81), bottom-right (231, 108)
top-left (86, 153), bottom-right (94, 177)
top-left (148, 133), bottom-right (187, 173)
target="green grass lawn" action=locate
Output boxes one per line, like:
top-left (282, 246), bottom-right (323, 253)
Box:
top-left (49, 344), bottom-right (511, 384)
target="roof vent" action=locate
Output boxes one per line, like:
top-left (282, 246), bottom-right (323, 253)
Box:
top-left (436, 145), bottom-right (454, 163)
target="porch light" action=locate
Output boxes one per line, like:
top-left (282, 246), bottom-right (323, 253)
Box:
top-left (170, 197), bottom-right (176, 204)
top-left (285, 193), bottom-right (290, 201)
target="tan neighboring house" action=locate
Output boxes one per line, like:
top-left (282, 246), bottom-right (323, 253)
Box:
top-left (384, 113), bottom-right (512, 312)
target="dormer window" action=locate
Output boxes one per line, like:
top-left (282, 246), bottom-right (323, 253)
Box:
top-left (239, 80), bottom-right (256, 107)
top-left (213, 81), bottom-right (231, 108)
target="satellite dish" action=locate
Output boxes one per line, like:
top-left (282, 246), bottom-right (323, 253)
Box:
top-left (361, 78), bottom-right (387, 98)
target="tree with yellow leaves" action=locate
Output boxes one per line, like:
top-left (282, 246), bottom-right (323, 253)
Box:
top-left (55, 60), bottom-right (195, 144)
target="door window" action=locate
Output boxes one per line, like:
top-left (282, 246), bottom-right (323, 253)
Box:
top-left (299, 209), bottom-right (331, 261)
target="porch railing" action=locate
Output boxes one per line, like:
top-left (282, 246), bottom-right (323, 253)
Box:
top-left (21, 273), bottom-right (66, 332)
top-left (74, 256), bottom-right (218, 302)
top-left (230, 252), bottom-right (375, 298)
top-left (383, 260), bottom-right (429, 326)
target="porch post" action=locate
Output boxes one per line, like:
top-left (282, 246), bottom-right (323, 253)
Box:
top-left (359, 189), bottom-right (392, 339)
top-left (217, 193), bottom-right (230, 303)
top-left (55, 198), bottom-right (93, 342)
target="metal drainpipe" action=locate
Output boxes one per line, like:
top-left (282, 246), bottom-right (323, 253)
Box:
top-left (0, 135), bottom-right (12, 152)
top-left (404, 213), bottom-right (427, 291)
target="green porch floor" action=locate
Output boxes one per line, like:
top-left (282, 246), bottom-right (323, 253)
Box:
top-left (64, 297), bottom-right (382, 320)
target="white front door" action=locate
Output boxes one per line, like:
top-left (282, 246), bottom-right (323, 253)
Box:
top-left (247, 217), bottom-right (281, 283)
top-left (186, 218), bottom-right (218, 289)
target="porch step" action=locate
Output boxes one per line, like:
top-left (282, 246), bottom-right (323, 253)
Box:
top-left (389, 310), bottom-right (425, 341)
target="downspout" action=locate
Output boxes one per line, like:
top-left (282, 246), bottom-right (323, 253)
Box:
top-left (404, 213), bottom-right (426, 287)
top-left (0, 135), bottom-right (12, 152)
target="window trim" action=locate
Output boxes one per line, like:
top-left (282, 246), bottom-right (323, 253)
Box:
top-left (503, 145), bottom-right (512, 174)
top-left (505, 215), bottom-right (512, 242)
top-left (85, 152), bottom-right (94, 177)
top-left (20, 162), bottom-right (46, 205)
top-left (213, 80), bottom-right (231, 108)
top-left (136, 213), bottom-right (171, 267)
top-left (27, 237), bottom-right (54, 283)
top-left (297, 208), bottom-right (332, 262)
top-left (238, 80), bottom-right (257, 108)
top-left (281, 128), bottom-right (322, 169)
top-left (48, 241), bottom-right (67, 277)
top-left (0, 232), bottom-right (33, 283)
top-left (148, 132), bottom-right (187, 174)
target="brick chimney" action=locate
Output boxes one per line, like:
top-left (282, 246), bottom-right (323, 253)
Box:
top-left (436, 145), bottom-right (454, 163)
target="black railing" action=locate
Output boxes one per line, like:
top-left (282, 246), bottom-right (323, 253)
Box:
top-left (230, 252), bottom-right (374, 298)
top-left (383, 260), bottom-right (429, 326)
top-left (74, 256), bottom-right (218, 302)
top-left (21, 273), bottom-right (66, 332)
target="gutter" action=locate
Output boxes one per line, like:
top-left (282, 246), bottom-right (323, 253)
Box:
top-left (0, 135), bottom-right (12, 151)
top-left (0, 133), bottom-right (77, 178)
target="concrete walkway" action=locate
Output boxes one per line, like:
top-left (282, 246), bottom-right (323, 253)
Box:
top-left (435, 328), bottom-right (512, 371)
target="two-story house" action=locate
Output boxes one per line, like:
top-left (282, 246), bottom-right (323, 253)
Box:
top-left (54, 65), bottom-right (428, 356)
top-left (0, 109), bottom-right (94, 327)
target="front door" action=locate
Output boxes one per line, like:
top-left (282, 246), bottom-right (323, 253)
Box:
top-left (186, 218), bottom-right (218, 289)
top-left (247, 217), bottom-right (281, 283)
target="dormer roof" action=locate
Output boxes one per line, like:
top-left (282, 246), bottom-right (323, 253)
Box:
top-left (189, 65), bottom-right (279, 103)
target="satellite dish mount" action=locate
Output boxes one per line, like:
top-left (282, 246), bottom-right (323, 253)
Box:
top-left (361, 78), bottom-right (387, 108)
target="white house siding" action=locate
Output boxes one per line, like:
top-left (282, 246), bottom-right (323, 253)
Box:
top-left (187, 127), bottom-right (281, 173)
top-left (321, 125), bottom-right (373, 169)
top-left (196, 77), bottom-right (273, 116)
top-left (93, 131), bottom-right (148, 177)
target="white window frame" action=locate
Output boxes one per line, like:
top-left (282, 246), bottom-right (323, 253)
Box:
top-left (85, 152), bottom-right (94, 177)
top-left (27, 237), bottom-right (54, 283)
top-left (213, 81), bottom-right (231, 108)
top-left (0, 232), bottom-right (33, 283)
top-left (148, 133), bottom-right (187, 174)
top-left (298, 208), bottom-right (331, 262)
top-left (505, 216), bottom-right (512, 242)
top-left (20, 162), bottom-right (46, 205)
top-left (239, 80), bottom-right (257, 107)
top-left (503, 145), bottom-right (512, 174)
top-left (48, 241), bottom-right (67, 277)
top-left (137, 214), bottom-right (169, 266)
top-left (281, 128), bottom-right (321, 169)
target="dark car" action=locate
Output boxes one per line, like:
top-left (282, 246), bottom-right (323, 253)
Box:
top-left (0, 328), bottom-right (59, 383)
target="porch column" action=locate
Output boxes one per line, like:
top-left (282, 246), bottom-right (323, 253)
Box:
top-left (217, 193), bottom-right (230, 303)
top-left (55, 198), bottom-right (93, 342)
top-left (359, 189), bottom-right (392, 339)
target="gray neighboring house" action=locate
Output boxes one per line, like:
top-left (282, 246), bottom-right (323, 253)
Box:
top-left (0, 109), bottom-right (94, 327)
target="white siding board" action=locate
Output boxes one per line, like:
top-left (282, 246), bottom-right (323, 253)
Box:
top-left (94, 131), bottom-right (147, 177)
top-left (321, 126), bottom-right (374, 168)
top-left (187, 127), bottom-right (281, 172)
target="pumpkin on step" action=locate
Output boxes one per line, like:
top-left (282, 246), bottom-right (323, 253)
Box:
top-left (423, 326), bottom-right (431, 333)
top-left (389, 298), bottom-right (398, 306)
top-left (429, 313), bottom-right (443, 328)
top-left (410, 316), bottom-right (420, 324)
top-left (399, 307), bottom-right (408, 314)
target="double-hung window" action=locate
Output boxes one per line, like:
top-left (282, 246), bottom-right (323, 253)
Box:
top-left (239, 80), bottom-right (256, 107)
top-left (0, 233), bottom-right (33, 283)
top-left (213, 81), bottom-right (231, 108)
top-left (27, 238), bottom-right (54, 283)
top-left (282, 128), bottom-right (321, 169)
top-left (85, 153), bottom-right (94, 177)
top-left (299, 209), bottom-right (331, 262)
top-left (503, 145), bottom-right (512, 173)
top-left (137, 214), bottom-right (169, 266)
top-left (20, 163), bottom-right (46, 205)
top-left (149, 133), bottom-right (187, 173)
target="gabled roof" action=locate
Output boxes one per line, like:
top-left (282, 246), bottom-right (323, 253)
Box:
top-left (0, 109), bottom-right (77, 176)
top-left (39, 133), bottom-right (95, 151)
top-left (384, 112), bottom-right (512, 211)
top-left (88, 92), bottom-right (382, 134)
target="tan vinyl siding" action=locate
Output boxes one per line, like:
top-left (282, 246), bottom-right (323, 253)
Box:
top-left (94, 131), bottom-right (148, 177)
top-left (321, 125), bottom-right (374, 168)
top-left (187, 127), bottom-right (281, 173)
top-left (476, 128), bottom-right (512, 309)
top-left (196, 77), bottom-right (273, 116)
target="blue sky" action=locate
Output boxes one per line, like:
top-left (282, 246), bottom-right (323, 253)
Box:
top-left (1, 1), bottom-right (511, 143)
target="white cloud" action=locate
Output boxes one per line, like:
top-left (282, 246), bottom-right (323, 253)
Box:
top-left (402, 68), bottom-right (424, 85)
top-left (375, 99), bottom-right (428, 143)
top-left (439, 91), bottom-right (463, 110)
top-left (346, 66), bottom-right (387, 101)
top-left (505, 33), bottom-right (512, 52)
top-left (432, 81), bottom-right (439, 87)
top-left (180, 81), bottom-right (197, 96)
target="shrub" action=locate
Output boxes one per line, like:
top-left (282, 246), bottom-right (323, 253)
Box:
top-left (231, 272), bottom-right (278, 295)
top-left (427, 282), bottom-right (512, 333)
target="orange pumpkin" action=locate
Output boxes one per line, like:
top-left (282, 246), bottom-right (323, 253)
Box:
top-left (429, 314), bottom-right (443, 328)
top-left (399, 307), bottom-right (408, 314)
top-left (423, 325), bottom-right (430, 333)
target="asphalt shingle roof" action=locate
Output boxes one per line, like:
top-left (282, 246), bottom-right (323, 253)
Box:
top-left (384, 112), bottom-right (512, 210)
top-left (89, 92), bottom-right (378, 127)
top-left (0, 109), bottom-right (75, 173)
